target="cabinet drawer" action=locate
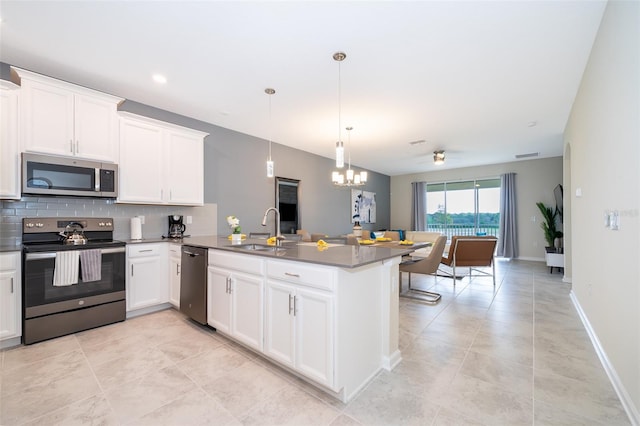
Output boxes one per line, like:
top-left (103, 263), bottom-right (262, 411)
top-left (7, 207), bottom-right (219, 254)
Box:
top-left (267, 260), bottom-right (335, 291)
top-left (209, 250), bottom-right (264, 275)
top-left (168, 244), bottom-right (181, 256)
top-left (127, 244), bottom-right (162, 257)
top-left (0, 252), bottom-right (19, 270)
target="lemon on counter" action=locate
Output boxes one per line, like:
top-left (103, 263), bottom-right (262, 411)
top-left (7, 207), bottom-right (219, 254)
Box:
top-left (359, 239), bottom-right (375, 245)
top-left (399, 240), bottom-right (414, 245)
top-left (227, 234), bottom-right (247, 239)
top-left (266, 236), bottom-right (277, 245)
top-left (375, 237), bottom-right (392, 242)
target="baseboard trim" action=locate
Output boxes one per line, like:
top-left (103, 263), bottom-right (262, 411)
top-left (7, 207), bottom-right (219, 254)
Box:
top-left (381, 350), bottom-right (402, 371)
top-left (570, 291), bottom-right (639, 425)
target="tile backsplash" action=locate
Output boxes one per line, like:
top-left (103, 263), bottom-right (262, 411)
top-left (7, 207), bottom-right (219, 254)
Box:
top-left (0, 196), bottom-right (217, 245)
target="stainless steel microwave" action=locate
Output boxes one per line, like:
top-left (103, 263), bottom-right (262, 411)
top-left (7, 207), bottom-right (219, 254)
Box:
top-left (22, 153), bottom-right (118, 198)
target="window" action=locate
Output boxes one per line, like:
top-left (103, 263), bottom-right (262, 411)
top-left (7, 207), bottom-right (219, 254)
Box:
top-left (425, 178), bottom-right (500, 239)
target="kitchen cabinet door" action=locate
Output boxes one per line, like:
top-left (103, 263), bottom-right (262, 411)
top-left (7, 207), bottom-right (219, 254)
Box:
top-left (73, 93), bottom-right (119, 162)
top-left (0, 253), bottom-right (21, 342)
top-left (20, 77), bottom-right (75, 157)
top-left (295, 287), bottom-right (334, 388)
top-left (207, 266), bottom-right (231, 334)
top-left (166, 130), bottom-right (204, 205)
top-left (264, 280), bottom-right (296, 368)
top-left (168, 245), bottom-right (181, 308)
top-left (231, 271), bottom-right (264, 351)
top-left (0, 86), bottom-right (20, 199)
top-left (127, 250), bottom-right (168, 311)
top-left (118, 117), bottom-right (165, 203)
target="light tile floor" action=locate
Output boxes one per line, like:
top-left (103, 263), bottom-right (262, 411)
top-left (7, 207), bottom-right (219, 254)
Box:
top-left (0, 260), bottom-right (631, 425)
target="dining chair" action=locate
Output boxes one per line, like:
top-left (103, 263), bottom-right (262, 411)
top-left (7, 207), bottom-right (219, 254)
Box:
top-left (399, 236), bottom-right (447, 303)
top-left (383, 231), bottom-right (400, 241)
top-left (440, 236), bottom-right (498, 285)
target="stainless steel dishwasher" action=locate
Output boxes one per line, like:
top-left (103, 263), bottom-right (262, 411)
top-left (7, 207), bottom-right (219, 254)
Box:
top-left (180, 246), bottom-right (208, 324)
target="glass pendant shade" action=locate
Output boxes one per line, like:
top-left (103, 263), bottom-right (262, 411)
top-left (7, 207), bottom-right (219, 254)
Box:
top-left (266, 160), bottom-right (274, 178)
top-left (336, 141), bottom-right (344, 168)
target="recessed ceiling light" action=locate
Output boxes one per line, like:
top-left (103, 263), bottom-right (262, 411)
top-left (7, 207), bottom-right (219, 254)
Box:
top-left (152, 74), bottom-right (167, 84)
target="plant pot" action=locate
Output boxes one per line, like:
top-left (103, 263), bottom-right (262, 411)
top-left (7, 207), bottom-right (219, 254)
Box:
top-left (231, 233), bottom-right (242, 243)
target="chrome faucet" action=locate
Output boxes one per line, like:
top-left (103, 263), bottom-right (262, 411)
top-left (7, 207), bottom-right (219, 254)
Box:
top-left (261, 207), bottom-right (284, 245)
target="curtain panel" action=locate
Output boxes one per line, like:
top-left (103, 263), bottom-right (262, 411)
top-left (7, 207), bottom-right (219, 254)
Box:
top-left (411, 181), bottom-right (426, 231)
top-left (497, 172), bottom-right (518, 258)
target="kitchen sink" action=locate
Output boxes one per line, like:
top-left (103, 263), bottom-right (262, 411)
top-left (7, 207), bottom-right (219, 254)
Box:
top-left (230, 243), bottom-right (287, 252)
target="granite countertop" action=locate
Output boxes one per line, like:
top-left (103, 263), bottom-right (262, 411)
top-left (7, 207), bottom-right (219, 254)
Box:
top-left (180, 236), bottom-right (426, 269)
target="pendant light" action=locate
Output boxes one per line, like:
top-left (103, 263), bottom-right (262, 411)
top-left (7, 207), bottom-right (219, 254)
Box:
top-left (334, 52), bottom-right (345, 168)
top-left (265, 88), bottom-right (275, 177)
top-left (332, 127), bottom-right (368, 187)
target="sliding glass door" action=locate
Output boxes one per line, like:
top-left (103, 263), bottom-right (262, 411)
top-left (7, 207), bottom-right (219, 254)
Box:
top-left (425, 178), bottom-right (500, 239)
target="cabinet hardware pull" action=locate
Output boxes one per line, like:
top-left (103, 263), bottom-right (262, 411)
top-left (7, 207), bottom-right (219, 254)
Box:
top-left (10, 277), bottom-right (14, 293)
top-left (70, 140), bottom-right (74, 153)
top-left (288, 294), bottom-right (293, 314)
top-left (131, 265), bottom-right (134, 276)
top-left (183, 251), bottom-right (199, 256)
top-left (293, 295), bottom-right (297, 316)
top-left (225, 277), bottom-right (230, 293)
top-left (284, 272), bottom-right (300, 278)
top-left (76, 140), bottom-right (79, 154)
top-left (176, 264), bottom-right (180, 275)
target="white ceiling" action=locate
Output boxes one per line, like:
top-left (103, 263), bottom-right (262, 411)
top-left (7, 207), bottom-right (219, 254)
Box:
top-left (0, 1), bottom-right (606, 176)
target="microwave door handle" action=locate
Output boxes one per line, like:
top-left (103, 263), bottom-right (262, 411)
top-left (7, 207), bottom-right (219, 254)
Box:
top-left (95, 168), bottom-right (100, 192)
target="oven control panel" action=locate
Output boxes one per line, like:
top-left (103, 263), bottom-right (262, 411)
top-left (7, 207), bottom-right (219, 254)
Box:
top-left (23, 217), bottom-right (115, 233)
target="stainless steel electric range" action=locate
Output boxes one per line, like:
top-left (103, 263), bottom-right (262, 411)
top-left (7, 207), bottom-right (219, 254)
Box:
top-left (22, 217), bottom-right (126, 344)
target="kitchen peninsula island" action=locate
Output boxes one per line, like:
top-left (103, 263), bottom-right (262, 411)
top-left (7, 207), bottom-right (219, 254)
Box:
top-left (183, 236), bottom-right (420, 403)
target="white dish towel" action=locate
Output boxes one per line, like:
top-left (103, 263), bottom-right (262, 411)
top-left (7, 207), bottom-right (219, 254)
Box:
top-left (79, 249), bottom-right (102, 282)
top-left (53, 251), bottom-right (80, 287)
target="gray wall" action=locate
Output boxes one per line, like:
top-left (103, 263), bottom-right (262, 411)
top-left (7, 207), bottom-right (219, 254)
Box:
top-left (564, 0), bottom-right (639, 416)
top-left (390, 157), bottom-right (564, 261)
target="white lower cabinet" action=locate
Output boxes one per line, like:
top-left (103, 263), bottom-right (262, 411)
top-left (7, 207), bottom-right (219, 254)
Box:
top-left (265, 279), bottom-right (334, 387)
top-left (208, 251), bottom-right (264, 352)
top-left (126, 244), bottom-right (168, 312)
top-left (0, 252), bottom-right (21, 342)
top-left (168, 244), bottom-right (181, 308)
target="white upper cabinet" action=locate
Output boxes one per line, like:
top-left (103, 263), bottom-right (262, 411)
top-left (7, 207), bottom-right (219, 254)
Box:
top-left (117, 112), bottom-right (208, 206)
top-left (16, 68), bottom-right (123, 162)
top-left (0, 82), bottom-right (20, 199)
top-left (118, 115), bottom-right (165, 204)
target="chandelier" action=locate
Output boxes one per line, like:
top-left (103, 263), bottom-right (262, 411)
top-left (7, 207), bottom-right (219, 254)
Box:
top-left (332, 126), bottom-right (368, 186)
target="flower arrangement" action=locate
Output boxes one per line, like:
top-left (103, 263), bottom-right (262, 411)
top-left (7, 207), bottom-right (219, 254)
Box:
top-left (226, 215), bottom-right (241, 234)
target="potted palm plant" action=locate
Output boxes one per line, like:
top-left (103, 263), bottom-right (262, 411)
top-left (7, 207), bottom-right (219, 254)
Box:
top-left (536, 202), bottom-right (562, 249)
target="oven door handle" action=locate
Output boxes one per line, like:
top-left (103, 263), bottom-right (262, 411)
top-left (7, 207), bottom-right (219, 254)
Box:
top-left (25, 246), bottom-right (125, 260)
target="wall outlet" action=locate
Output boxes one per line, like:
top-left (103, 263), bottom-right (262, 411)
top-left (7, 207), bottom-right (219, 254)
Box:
top-left (186, 216), bottom-right (193, 224)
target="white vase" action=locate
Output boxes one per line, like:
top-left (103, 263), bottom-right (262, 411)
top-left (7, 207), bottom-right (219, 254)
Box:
top-left (231, 233), bottom-right (242, 243)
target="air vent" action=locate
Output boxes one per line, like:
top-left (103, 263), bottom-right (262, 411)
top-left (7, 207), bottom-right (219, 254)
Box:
top-left (515, 152), bottom-right (539, 159)
top-left (408, 139), bottom-right (426, 145)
